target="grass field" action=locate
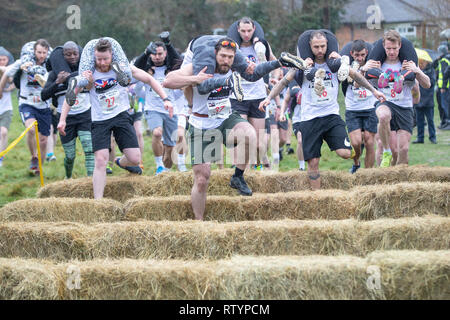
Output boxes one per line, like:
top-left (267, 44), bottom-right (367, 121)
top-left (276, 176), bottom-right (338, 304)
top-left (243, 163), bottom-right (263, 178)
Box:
top-left (0, 90), bottom-right (449, 207)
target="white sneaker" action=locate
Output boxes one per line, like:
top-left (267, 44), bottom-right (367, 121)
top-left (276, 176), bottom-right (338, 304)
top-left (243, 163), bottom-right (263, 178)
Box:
top-left (338, 55), bottom-right (350, 82)
top-left (314, 68), bottom-right (326, 96)
top-left (347, 60), bottom-right (360, 83)
top-left (254, 41), bottom-right (267, 63)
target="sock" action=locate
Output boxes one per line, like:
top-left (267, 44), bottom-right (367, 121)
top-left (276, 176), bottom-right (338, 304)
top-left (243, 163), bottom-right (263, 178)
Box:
top-left (298, 160), bottom-right (305, 170)
top-left (234, 167), bottom-right (244, 178)
top-left (178, 154), bottom-right (186, 167)
top-left (272, 153), bottom-right (280, 163)
top-left (155, 156), bottom-right (163, 168)
top-left (383, 148), bottom-right (392, 154)
top-left (46, 152), bottom-right (54, 157)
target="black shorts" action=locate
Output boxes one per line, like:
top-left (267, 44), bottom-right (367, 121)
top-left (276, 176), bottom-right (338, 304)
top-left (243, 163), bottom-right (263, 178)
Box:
top-left (230, 98), bottom-right (266, 119)
top-left (91, 111), bottom-right (139, 153)
top-left (375, 101), bottom-right (414, 134)
top-left (265, 114), bottom-right (289, 133)
top-left (19, 104), bottom-right (52, 136)
top-left (127, 109), bottom-right (143, 122)
top-left (345, 108), bottom-right (378, 134)
top-left (298, 114), bottom-right (352, 161)
top-left (59, 109), bottom-right (92, 144)
top-left (51, 111), bottom-right (59, 134)
top-left (293, 122), bottom-right (301, 137)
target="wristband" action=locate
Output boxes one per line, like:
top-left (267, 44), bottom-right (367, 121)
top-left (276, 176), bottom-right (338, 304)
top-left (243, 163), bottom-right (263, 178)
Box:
top-left (162, 97), bottom-right (171, 102)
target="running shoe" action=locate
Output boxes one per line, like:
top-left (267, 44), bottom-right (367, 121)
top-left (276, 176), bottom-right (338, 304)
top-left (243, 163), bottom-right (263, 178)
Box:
top-left (349, 163), bottom-right (360, 174)
top-left (65, 77), bottom-right (77, 106)
top-left (338, 55), bottom-right (350, 82)
top-left (46, 153), bottom-right (56, 162)
top-left (347, 60), bottom-right (360, 83)
top-left (299, 168), bottom-right (305, 171)
top-left (287, 147), bottom-right (295, 155)
top-left (230, 175), bottom-right (252, 196)
top-left (34, 73), bottom-right (47, 88)
top-left (106, 165), bottom-right (113, 175)
top-left (378, 68), bottom-right (392, 89)
top-left (392, 71), bottom-right (403, 94)
top-left (115, 157), bottom-right (142, 175)
top-left (279, 147), bottom-right (284, 161)
top-left (314, 68), bottom-right (326, 96)
top-left (380, 151), bottom-right (392, 168)
top-left (111, 62), bottom-right (130, 87)
top-left (227, 71), bottom-right (244, 102)
top-left (155, 165), bottom-right (169, 175)
top-left (159, 31), bottom-right (170, 44)
top-left (254, 41), bottom-right (267, 63)
top-left (279, 52), bottom-right (308, 70)
top-left (29, 156), bottom-right (39, 175)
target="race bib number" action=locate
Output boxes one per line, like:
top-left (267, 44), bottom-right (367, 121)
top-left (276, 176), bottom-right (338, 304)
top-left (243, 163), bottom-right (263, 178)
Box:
top-left (352, 87), bottom-right (371, 102)
top-left (99, 89), bottom-right (120, 114)
top-left (382, 83), bottom-right (403, 103)
top-left (72, 93), bottom-right (88, 111)
top-left (311, 80), bottom-right (332, 105)
top-left (207, 98), bottom-right (231, 119)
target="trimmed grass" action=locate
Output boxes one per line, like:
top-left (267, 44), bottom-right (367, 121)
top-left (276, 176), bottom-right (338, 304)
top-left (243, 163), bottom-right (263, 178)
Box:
top-left (0, 90), bottom-right (449, 207)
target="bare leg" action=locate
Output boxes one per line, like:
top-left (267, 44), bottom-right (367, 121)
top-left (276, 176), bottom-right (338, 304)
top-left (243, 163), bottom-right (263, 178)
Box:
top-left (191, 163), bottom-right (211, 220)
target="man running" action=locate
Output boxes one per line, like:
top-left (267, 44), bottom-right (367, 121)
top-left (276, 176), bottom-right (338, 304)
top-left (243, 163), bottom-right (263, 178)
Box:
top-left (58, 38), bottom-right (173, 199)
top-left (260, 31), bottom-right (386, 189)
top-left (367, 30), bottom-right (430, 167)
top-left (341, 40), bottom-right (378, 173)
top-left (42, 41), bottom-right (94, 179)
top-left (0, 48), bottom-right (15, 167)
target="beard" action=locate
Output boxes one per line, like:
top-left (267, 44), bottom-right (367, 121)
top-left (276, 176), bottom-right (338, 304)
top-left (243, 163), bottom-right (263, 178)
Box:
top-left (216, 63), bottom-right (231, 74)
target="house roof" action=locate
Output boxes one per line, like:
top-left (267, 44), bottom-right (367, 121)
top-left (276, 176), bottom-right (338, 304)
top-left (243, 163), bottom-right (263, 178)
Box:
top-left (340, 0), bottom-right (425, 24)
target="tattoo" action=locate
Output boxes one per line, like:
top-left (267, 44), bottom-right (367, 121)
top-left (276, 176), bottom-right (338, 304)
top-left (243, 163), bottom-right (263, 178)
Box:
top-left (308, 173), bottom-right (320, 180)
top-left (351, 71), bottom-right (375, 92)
top-left (268, 70), bottom-right (295, 100)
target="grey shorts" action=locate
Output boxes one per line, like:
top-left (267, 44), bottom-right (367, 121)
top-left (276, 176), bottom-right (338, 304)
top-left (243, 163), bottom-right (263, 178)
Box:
top-left (345, 108), bottom-right (378, 134)
top-left (145, 110), bottom-right (178, 147)
top-left (0, 110), bottom-right (12, 130)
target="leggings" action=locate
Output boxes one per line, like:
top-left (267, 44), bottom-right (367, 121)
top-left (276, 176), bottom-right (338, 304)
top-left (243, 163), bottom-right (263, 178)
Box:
top-left (368, 37), bottom-right (418, 64)
top-left (190, 35), bottom-right (281, 94)
top-left (226, 20), bottom-right (265, 46)
top-left (46, 45), bottom-right (83, 74)
top-left (75, 37), bottom-right (131, 88)
top-left (61, 130), bottom-right (94, 178)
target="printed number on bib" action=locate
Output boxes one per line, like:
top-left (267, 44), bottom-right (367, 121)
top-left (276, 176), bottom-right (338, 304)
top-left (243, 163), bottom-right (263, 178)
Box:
top-left (311, 80), bottom-right (331, 105)
top-left (352, 87), bottom-right (370, 101)
top-left (382, 83), bottom-right (403, 102)
top-left (100, 89), bottom-right (120, 114)
top-left (207, 98), bottom-right (231, 119)
top-left (72, 93), bottom-right (88, 111)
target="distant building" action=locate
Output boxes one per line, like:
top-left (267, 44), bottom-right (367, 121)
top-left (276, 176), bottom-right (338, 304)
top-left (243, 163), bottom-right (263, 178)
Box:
top-left (336, 0), bottom-right (449, 49)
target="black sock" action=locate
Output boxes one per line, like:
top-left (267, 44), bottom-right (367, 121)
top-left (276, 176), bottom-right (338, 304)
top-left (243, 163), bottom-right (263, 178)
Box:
top-left (234, 167), bottom-right (244, 178)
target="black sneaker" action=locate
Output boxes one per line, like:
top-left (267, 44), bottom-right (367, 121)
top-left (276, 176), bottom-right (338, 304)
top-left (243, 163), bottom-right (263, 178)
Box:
top-left (412, 140), bottom-right (424, 144)
top-left (230, 175), bottom-right (252, 196)
top-left (429, 138), bottom-right (437, 144)
top-left (279, 147), bottom-right (284, 161)
top-left (115, 157), bottom-right (142, 175)
top-left (227, 71), bottom-right (244, 102)
top-left (65, 77), bottom-right (77, 106)
top-left (159, 31), bottom-right (170, 44)
top-left (287, 147), bottom-right (295, 155)
top-left (111, 62), bottom-right (130, 87)
top-left (349, 164), bottom-right (360, 174)
top-left (279, 52), bottom-right (307, 70)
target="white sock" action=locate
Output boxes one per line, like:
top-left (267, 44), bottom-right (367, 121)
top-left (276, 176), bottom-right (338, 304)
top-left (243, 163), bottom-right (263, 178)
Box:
top-left (155, 156), bottom-right (163, 168)
top-left (178, 154), bottom-right (186, 167)
top-left (298, 160), bottom-right (305, 170)
top-left (272, 153), bottom-right (280, 163)
top-left (383, 148), bottom-right (391, 154)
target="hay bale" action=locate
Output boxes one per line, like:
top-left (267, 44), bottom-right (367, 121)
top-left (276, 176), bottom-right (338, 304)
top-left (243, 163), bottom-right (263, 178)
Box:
top-left (0, 258), bottom-right (62, 299)
top-left (0, 198), bottom-right (124, 223)
top-left (0, 222), bottom-right (90, 261)
top-left (37, 176), bottom-right (147, 202)
top-left (124, 190), bottom-right (354, 221)
top-left (355, 182), bottom-right (450, 220)
top-left (2, 217), bottom-right (448, 261)
top-left (354, 165), bottom-right (450, 186)
top-left (366, 250), bottom-right (450, 299)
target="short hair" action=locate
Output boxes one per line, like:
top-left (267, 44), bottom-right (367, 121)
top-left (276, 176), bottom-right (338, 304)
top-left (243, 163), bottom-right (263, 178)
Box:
top-left (95, 38), bottom-right (112, 53)
top-left (351, 40), bottom-right (366, 53)
top-left (309, 31), bottom-right (327, 42)
top-left (238, 17), bottom-right (254, 27)
top-left (63, 41), bottom-right (79, 52)
top-left (34, 39), bottom-right (50, 50)
top-left (214, 37), bottom-right (237, 53)
top-left (153, 41), bottom-right (167, 51)
top-left (383, 30), bottom-right (401, 45)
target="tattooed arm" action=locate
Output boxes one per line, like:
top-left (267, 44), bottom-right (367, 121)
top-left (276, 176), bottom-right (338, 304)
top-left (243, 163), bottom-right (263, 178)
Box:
top-left (349, 68), bottom-right (386, 102)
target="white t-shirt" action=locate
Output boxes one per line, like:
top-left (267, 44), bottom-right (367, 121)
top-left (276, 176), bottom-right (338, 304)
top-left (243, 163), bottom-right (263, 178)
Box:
top-left (0, 90), bottom-right (12, 114)
top-left (380, 61), bottom-right (413, 108)
top-left (173, 89), bottom-right (189, 116)
top-left (345, 83), bottom-right (376, 111)
top-left (231, 45), bottom-right (266, 100)
top-left (19, 72), bottom-right (48, 109)
top-left (89, 69), bottom-right (130, 122)
top-left (144, 66), bottom-right (173, 114)
top-left (189, 71), bottom-right (232, 130)
top-left (300, 63), bottom-right (339, 122)
top-left (57, 90), bottom-right (91, 115)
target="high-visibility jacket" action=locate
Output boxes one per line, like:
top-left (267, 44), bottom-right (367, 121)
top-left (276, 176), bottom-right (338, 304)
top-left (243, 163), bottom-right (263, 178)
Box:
top-left (437, 57), bottom-right (450, 89)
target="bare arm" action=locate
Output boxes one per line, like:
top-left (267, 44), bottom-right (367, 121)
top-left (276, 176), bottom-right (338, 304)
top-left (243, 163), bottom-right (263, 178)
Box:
top-left (258, 68), bottom-right (296, 111)
top-left (403, 61), bottom-right (431, 89)
top-left (349, 68), bottom-right (386, 102)
top-left (57, 99), bottom-right (72, 136)
top-left (412, 80), bottom-right (420, 104)
top-left (279, 88), bottom-right (291, 122)
top-left (163, 64), bottom-right (212, 89)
